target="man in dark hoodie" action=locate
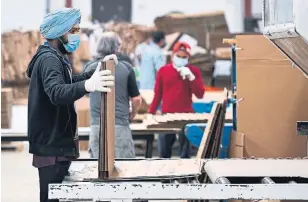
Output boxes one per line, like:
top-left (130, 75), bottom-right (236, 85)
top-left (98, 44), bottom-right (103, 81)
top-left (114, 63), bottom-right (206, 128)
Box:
top-left (85, 32), bottom-right (141, 159)
top-left (27, 8), bottom-right (116, 202)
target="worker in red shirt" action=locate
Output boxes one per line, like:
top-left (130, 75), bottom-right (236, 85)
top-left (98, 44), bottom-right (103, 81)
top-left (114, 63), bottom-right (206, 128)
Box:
top-left (149, 41), bottom-right (204, 158)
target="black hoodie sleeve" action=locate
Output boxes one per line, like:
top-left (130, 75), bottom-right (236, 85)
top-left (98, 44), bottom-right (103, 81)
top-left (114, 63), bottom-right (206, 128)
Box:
top-left (41, 56), bottom-right (88, 105)
top-left (72, 69), bottom-right (95, 82)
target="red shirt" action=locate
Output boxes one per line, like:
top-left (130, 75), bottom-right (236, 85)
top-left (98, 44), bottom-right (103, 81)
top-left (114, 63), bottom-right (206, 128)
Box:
top-left (149, 63), bottom-right (204, 114)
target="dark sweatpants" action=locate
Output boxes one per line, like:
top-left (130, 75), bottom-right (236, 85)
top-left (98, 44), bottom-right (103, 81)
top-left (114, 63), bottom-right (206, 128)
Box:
top-left (157, 131), bottom-right (191, 158)
top-left (38, 160), bottom-right (71, 202)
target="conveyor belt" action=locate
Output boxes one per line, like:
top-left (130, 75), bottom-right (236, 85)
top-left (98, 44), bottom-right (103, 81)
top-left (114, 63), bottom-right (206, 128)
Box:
top-left (204, 158), bottom-right (308, 184)
top-left (49, 158), bottom-right (308, 201)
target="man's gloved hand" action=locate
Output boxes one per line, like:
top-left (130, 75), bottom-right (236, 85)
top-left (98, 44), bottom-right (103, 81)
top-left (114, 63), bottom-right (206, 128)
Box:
top-left (84, 62), bottom-right (115, 92)
top-left (103, 54), bottom-right (118, 65)
top-left (179, 67), bottom-right (195, 81)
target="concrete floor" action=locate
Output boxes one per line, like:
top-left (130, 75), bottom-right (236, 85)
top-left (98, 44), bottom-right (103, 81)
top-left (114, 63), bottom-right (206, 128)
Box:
top-left (1, 145), bottom-right (91, 202)
top-left (2, 147), bottom-right (40, 202)
top-left (1, 105), bottom-right (195, 201)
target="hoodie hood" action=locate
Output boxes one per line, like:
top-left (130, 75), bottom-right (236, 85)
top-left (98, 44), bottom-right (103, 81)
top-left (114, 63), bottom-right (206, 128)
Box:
top-left (26, 45), bottom-right (51, 78)
top-left (26, 43), bottom-right (69, 78)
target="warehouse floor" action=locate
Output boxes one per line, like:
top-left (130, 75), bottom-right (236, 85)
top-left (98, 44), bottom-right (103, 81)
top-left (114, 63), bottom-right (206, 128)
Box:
top-left (2, 147), bottom-right (44, 202)
top-left (2, 105), bottom-right (198, 202)
top-left (1, 143), bottom-right (192, 202)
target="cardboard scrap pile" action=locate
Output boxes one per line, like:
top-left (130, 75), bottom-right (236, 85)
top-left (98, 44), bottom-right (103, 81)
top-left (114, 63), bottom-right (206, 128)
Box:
top-left (1, 31), bottom-right (44, 83)
top-left (138, 89), bottom-right (232, 114)
top-left (75, 97), bottom-right (90, 127)
top-left (104, 21), bottom-right (155, 55)
top-left (1, 88), bottom-right (13, 128)
top-left (155, 12), bottom-right (231, 85)
top-left (143, 111), bottom-right (232, 129)
top-left (155, 11), bottom-right (229, 49)
top-left (143, 113), bottom-right (214, 129)
top-left (163, 32), bottom-right (214, 85)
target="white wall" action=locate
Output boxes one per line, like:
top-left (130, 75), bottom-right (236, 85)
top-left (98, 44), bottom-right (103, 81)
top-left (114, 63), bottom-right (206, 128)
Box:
top-left (1, 0), bottom-right (45, 32)
top-left (252, 0), bottom-right (263, 16)
top-left (132, 0), bottom-right (244, 33)
top-left (1, 0), bottom-right (262, 33)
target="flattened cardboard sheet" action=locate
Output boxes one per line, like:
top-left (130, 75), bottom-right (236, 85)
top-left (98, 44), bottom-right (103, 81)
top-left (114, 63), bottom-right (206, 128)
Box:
top-left (236, 35), bottom-right (308, 158)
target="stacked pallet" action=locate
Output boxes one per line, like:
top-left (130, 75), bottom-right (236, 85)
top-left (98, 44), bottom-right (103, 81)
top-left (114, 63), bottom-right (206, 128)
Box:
top-left (1, 88), bottom-right (13, 129)
top-left (104, 22), bottom-right (155, 55)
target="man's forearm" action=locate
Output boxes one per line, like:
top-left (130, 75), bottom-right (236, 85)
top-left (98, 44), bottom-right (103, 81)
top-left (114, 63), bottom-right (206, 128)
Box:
top-left (72, 70), bottom-right (94, 82)
top-left (131, 96), bottom-right (142, 113)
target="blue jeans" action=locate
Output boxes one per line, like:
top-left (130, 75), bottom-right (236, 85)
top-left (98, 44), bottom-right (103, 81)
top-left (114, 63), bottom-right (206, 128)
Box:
top-left (157, 131), bottom-right (191, 158)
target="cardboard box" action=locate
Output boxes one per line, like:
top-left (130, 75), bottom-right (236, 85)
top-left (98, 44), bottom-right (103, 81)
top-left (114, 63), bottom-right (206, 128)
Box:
top-left (236, 35), bottom-right (308, 158)
top-left (229, 131), bottom-right (244, 158)
top-left (75, 97), bottom-right (90, 127)
top-left (1, 88), bottom-right (13, 128)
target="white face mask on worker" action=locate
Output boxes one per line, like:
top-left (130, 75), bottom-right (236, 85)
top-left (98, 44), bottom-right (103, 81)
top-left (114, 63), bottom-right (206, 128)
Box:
top-left (173, 55), bottom-right (188, 68)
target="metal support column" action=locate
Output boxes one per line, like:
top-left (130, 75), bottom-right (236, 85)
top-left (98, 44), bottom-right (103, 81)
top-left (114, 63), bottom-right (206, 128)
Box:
top-left (231, 45), bottom-right (237, 131)
top-left (65, 0), bottom-right (72, 8)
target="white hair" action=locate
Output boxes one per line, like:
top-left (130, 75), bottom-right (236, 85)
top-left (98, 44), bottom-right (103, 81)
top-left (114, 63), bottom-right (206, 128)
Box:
top-left (96, 31), bottom-right (122, 56)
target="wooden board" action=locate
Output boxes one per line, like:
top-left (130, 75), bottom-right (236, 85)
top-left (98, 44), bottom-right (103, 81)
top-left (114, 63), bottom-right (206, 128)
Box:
top-left (65, 159), bottom-right (203, 182)
top-left (236, 35), bottom-right (308, 158)
top-left (99, 60), bottom-right (115, 178)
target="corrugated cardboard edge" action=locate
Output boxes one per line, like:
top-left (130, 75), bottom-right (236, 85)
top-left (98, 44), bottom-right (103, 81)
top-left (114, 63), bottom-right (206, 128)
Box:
top-left (229, 130), bottom-right (244, 158)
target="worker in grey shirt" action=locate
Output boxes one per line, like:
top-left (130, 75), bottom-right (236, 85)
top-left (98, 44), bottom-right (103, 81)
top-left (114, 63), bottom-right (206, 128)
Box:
top-left (85, 32), bottom-right (141, 158)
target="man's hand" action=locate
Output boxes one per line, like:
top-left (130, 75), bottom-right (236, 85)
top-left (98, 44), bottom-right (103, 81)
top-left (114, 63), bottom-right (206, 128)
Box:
top-left (155, 110), bottom-right (162, 115)
top-left (179, 67), bottom-right (195, 81)
top-left (103, 54), bottom-right (118, 65)
top-left (129, 111), bottom-right (137, 121)
top-left (84, 62), bottom-right (115, 92)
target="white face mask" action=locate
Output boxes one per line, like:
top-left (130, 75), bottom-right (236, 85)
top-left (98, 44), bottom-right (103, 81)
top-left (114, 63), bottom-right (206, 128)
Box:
top-left (173, 55), bottom-right (188, 68)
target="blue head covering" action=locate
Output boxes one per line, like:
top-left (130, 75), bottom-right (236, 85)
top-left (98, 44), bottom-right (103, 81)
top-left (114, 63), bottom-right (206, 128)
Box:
top-left (40, 8), bottom-right (81, 39)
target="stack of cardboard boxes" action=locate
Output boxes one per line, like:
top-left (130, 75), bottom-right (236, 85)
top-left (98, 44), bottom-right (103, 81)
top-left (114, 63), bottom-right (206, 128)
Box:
top-left (1, 88), bottom-right (13, 129)
top-left (75, 97), bottom-right (90, 150)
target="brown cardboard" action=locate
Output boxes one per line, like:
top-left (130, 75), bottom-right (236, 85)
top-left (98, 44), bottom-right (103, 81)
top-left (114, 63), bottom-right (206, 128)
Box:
top-left (229, 131), bottom-right (245, 158)
top-left (74, 39), bottom-right (90, 61)
top-left (231, 131), bottom-right (244, 146)
top-left (154, 11), bottom-right (228, 48)
top-left (1, 88), bottom-right (13, 128)
top-left (98, 60), bottom-right (115, 178)
top-left (106, 60), bottom-right (115, 174)
top-left (236, 35), bottom-right (308, 158)
top-left (75, 97), bottom-right (90, 127)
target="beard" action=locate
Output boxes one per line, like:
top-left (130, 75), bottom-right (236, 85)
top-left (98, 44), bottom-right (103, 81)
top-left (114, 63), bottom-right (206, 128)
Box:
top-left (57, 39), bottom-right (72, 55)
